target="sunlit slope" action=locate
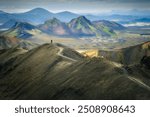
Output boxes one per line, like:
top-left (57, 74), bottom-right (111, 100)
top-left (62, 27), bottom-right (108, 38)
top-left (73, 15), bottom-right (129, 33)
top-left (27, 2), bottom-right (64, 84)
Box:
top-left (0, 36), bottom-right (38, 50)
top-left (78, 49), bottom-right (99, 58)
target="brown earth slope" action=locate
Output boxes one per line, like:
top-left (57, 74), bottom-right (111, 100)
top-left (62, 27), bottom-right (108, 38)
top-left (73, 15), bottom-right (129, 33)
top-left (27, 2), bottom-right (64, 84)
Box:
top-left (0, 36), bottom-right (38, 50)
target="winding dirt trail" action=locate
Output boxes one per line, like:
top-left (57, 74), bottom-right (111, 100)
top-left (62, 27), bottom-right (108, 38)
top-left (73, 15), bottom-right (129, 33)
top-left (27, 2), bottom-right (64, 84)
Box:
top-left (128, 76), bottom-right (150, 91)
top-left (112, 62), bottom-right (150, 91)
top-left (57, 46), bottom-right (77, 62)
top-left (55, 45), bottom-right (150, 91)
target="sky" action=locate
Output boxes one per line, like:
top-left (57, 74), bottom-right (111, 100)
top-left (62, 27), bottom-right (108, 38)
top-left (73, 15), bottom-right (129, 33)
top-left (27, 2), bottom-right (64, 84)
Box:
top-left (0, 0), bottom-right (150, 14)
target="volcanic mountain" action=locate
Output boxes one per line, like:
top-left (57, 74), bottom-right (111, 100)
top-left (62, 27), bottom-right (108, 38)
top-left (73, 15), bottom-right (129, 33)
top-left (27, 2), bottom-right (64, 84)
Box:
top-left (68, 16), bottom-right (116, 37)
top-left (39, 18), bottom-right (71, 36)
top-left (68, 16), bottom-right (96, 37)
top-left (0, 43), bottom-right (150, 99)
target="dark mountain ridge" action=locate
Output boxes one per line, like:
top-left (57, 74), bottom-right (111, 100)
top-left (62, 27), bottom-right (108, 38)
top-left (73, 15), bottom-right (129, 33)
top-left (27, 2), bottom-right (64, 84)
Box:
top-left (98, 41), bottom-right (150, 65)
top-left (1, 22), bottom-right (40, 39)
top-left (0, 43), bottom-right (150, 99)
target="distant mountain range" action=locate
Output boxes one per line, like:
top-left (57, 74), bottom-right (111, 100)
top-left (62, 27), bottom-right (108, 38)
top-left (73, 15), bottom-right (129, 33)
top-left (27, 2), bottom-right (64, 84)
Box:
top-left (39, 16), bottom-right (125, 37)
top-left (0, 8), bottom-right (53, 25)
top-left (1, 16), bottom-right (125, 38)
top-left (0, 8), bottom-right (79, 24)
top-left (0, 8), bottom-right (150, 25)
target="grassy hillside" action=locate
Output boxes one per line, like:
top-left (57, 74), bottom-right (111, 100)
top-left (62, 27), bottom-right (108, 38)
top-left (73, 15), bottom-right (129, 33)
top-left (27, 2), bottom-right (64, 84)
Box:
top-left (98, 41), bottom-right (150, 65)
top-left (0, 43), bottom-right (150, 99)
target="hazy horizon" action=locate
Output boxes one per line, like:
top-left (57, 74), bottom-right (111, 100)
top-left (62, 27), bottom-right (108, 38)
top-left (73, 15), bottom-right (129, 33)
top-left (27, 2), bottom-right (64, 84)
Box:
top-left (0, 7), bottom-right (150, 16)
top-left (0, 0), bottom-right (150, 14)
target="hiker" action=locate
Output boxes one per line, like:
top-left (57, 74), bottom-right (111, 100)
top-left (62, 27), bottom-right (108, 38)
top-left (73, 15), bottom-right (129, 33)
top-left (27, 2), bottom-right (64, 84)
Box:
top-left (51, 40), bottom-right (53, 44)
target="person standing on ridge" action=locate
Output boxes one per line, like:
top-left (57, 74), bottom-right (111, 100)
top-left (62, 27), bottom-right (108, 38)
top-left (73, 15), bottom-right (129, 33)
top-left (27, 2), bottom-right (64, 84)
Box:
top-left (51, 40), bottom-right (53, 44)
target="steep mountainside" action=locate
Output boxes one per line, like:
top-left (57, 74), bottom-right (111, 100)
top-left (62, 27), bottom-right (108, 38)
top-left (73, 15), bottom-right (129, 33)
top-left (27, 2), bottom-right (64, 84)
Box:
top-left (0, 19), bottom-right (18, 30)
top-left (39, 18), bottom-right (71, 36)
top-left (0, 36), bottom-right (38, 50)
top-left (68, 16), bottom-right (97, 37)
top-left (1, 22), bottom-right (42, 39)
top-left (68, 16), bottom-right (117, 37)
top-left (93, 20), bottom-right (125, 31)
top-left (0, 36), bottom-right (19, 49)
top-left (0, 43), bottom-right (150, 99)
top-left (98, 41), bottom-right (150, 65)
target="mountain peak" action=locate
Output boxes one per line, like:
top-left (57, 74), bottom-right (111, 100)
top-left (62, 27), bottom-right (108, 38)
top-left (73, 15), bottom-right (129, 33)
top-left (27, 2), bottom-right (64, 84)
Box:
top-left (72, 16), bottom-right (91, 24)
top-left (59, 11), bottom-right (72, 14)
top-left (57, 11), bottom-right (77, 15)
top-left (45, 17), bottom-right (61, 25)
top-left (78, 16), bottom-right (87, 19)
top-left (69, 16), bottom-right (92, 26)
top-left (51, 17), bottom-right (60, 22)
top-left (31, 8), bottom-right (49, 12)
top-left (33, 8), bottom-right (46, 10)
top-left (25, 8), bottom-right (53, 14)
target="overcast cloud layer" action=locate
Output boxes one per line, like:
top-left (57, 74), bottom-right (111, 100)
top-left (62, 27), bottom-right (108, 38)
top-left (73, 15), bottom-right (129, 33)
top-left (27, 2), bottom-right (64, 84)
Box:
top-left (0, 0), bottom-right (150, 13)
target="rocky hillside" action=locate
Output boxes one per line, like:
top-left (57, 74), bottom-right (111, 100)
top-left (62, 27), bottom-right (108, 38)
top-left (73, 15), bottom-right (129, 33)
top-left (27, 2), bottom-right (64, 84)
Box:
top-left (98, 41), bottom-right (150, 65)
